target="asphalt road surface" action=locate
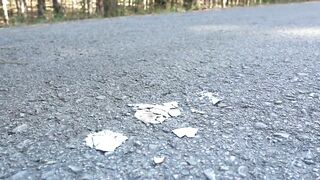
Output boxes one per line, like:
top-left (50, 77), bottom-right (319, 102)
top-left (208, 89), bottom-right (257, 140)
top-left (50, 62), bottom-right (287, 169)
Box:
top-left (1, 2), bottom-right (320, 179)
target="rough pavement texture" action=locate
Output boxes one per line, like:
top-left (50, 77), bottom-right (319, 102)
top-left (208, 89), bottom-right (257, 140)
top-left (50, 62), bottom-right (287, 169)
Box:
top-left (1, 2), bottom-right (320, 179)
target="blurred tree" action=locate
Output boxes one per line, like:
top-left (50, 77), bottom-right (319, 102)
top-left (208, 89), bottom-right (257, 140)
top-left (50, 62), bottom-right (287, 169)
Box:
top-left (96, 0), bottom-right (104, 15)
top-left (105, 0), bottom-right (117, 16)
top-left (15, 0), bottom-right (27, 18)
top-left (37, 0), bottom-right (46, 17)
top-left (1, 0), bottom-right (9, 24)
top-left (53, 0), bottom-right (64, 15)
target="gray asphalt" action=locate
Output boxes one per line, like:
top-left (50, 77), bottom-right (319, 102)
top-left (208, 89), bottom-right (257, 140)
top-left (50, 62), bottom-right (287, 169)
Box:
top-left (1, 2), bottom-right (320, 179)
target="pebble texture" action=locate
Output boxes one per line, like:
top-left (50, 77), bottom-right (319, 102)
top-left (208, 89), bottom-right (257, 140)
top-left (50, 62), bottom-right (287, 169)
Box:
top-left (1, 2), bottom-right (320, 179)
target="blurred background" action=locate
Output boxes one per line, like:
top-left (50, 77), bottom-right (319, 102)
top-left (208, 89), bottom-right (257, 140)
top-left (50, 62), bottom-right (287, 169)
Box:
top-left (0, 0), bottom-right (310, 26)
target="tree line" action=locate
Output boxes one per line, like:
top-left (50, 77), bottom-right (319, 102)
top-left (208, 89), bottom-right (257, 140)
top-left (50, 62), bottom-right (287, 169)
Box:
top-left (0, 0), bottom-right (306, 26)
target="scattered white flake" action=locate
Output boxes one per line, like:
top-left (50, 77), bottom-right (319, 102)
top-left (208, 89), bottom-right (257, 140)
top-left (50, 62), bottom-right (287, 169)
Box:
top-left (274, 132), bottom-right (290, 139)
top-left (153, 156), bottom-right (165, 164)
top-left (131, 101), bottom-right (181, 124)
top-left (190, 108), bottom-right (205, 114)
top-left (85, 130), bottom-right (128, 152)
top-left (198, 91), bottom-right (221, 105)
top-left (204, 169), bottom-right (216, 180)
top-left (163, 101), bottom-right (179, 109)
top-left (172, 127), bottom-right (198, 138)
top-left (168, 109), bottom-right (181, 117)
top-left (134, 110), bottom-right (160, 124)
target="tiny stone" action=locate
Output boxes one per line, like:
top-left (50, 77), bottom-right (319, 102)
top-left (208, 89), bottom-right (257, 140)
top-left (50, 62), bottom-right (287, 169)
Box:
top-left (12, 124), bottom-right (28, 133)
top-left (230, 156), bottom-right (236, 161)
top-left (297, 72), bottom-right (308, 76)
top-left (173, 174), bottom-right (179, 179)
top-left (76, 98), bottom-right (84, 103)
top-left (9, 170), bottom-right (34, 180)
top-left (217, 102), bottom-right (228, 108)
top-left (309, 93), bottom-right (318, 98)
top-left (41, 170), bottom-right (58, 180)
top-left (264, 102), bottom-right (272, 106)
top-left (190, 108), bottom-right (205, 114)
top-left (204, 169), bottom-right (216, 180)
top-left (274, 132), bottom-right (290, 138)
top-left (148, 144), bottom-right (158, 150)
top-left (68, 165), bottom-right (82, 173)
top-left (254, 122), bottom-right (268, 129)
top-left (219, 165), bottom-right (229, 171)
top-left (303, 159), bottom-right (315, 165)
top-left (80, 173), bottom-right (95, 180)
top-left (19, 113), bottom-right (26, 118)
top-left (96, 95), bottom-right (106, 100)
top-left (274, 100), bottom-right (283, 105)
top-left (186, 157), bottom-right (197, 166)
top-left (180, 169), bottom-right (189, 176)
top-left (238, 166), bottom-right (248, 177)
top-left (133, 140), bottom-right (142, 147)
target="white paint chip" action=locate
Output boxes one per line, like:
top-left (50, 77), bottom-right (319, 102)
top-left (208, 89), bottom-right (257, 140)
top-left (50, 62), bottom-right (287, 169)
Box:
top-left (190, 108), bottom-right (205, 114)
top-left (153, 156), bottom-right (165, 164)
top-left (85, 130), bottom-right (128, 152)
top-left (198, 91), bottom-right (221, 105)
top-left (131, 101), bottom-right (181, 124)
top-left (172, 127), bottom-right (198, 138)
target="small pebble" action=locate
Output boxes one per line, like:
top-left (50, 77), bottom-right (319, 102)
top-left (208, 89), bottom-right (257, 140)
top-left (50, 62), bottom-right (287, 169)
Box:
top-left (19, 113), bottom-right (26, 118)
top-left (12, 124), bottom-right (28, 133)
top-left (254, 122), bottom-right (268, 129)
top-left (274, 100), bottom-right (283, 105)
top-left (96, 95), bottom-right (106, 100)
top-left (204, 169), bottom-right (216, 180)
top-left (274, 132), bottom-right (290, 138)
top-left (68, 165), bottom-right (82, 173)
top-left (219, 165), bottom-right (229, 171)
top-left (238, 166), bottom-right (249, 177)
top-left (186, 157), bottom-right (197, 166)
top-left (217, 102), bottom-right (228, 108)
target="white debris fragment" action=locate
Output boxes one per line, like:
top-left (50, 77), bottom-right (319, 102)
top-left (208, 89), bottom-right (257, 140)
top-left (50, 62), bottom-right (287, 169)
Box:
top-left (131, 101), bottom-right (181, 124)
top-left (153, 156), bottom-right (165, 164)
top-left (198, 91), bottom-right (221, 105)
top-left (85, 130), bottom-right (128, 152)
top-left (190, 108), bottom-right (205, 114)
top-left (163, 101), bottom-right (179, 109)
top-left (134, 110), bottom-right (160, 124)
top-left (168, 109), bottom-right (182, 117)
top-left (172, 127), bottom-right (198, 138)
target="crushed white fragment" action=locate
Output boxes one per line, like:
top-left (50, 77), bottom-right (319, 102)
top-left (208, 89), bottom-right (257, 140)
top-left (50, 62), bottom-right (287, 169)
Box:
top-left (85, 130), bottom-right (128, 152)
top-left (190, 108), bottom-right (205, 114)
top-left (172, 127), bottom-right (198, 138)
top-left (153, 156), bottom-right (165, 164)
top-left (168, 109), bottom-right (181, 117)
top-left (198, 91), bottom-right (221, 105)
top-left (131, 101), bottom-right (181, 124)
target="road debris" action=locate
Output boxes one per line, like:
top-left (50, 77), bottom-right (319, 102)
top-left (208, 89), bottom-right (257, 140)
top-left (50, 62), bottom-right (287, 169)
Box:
top-left (204, 169), bottom-right (216, 180)
top-left (96, 95), bottom-right (106, 100)
top-left (172, 127), bottom-right (198, 138)
top-left (153, 156), bottom-right (165, 164)
top-left (130, 101), bottom-right (181, 124)
top-left (190, 108), bottom-right (205, 114)
top-left (254, 122), bottom-right (268, 129)
top-left (273, 132), bottom-right (290, 139)
top-left (85, 130), bottom-right (128, 152)
top-left (198, 91), bottom-right (221, 105)
top-left (12, 124), bottom-right (28, 133)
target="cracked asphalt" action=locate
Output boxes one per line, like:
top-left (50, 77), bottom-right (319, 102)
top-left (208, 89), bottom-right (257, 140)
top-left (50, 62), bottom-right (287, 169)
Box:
top-left (1, 2), bottom-right (320, 179)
